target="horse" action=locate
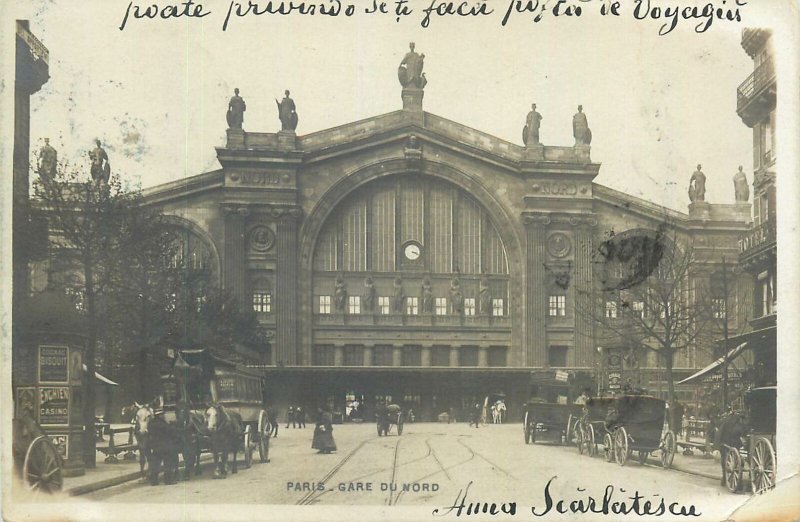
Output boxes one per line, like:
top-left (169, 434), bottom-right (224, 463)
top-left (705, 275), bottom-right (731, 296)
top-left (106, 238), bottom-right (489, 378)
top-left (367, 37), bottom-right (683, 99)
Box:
top-left (712, 410), bottom-right (748, 486)
top-left (130, 403), bottom-right (155, 479)
top-left (175, 401), bottom-right (204, 479)
top-left (147, 413), bottom-right (182, 485)
top-left (205, 404), bottom-right (244, 478)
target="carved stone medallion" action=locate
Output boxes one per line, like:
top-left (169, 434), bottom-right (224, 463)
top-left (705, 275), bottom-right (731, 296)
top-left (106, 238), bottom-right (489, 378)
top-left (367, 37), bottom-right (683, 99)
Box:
top-left (248, 225), bottom-right (276, 253)
top-left (547, 232), bottom-right (572, 258)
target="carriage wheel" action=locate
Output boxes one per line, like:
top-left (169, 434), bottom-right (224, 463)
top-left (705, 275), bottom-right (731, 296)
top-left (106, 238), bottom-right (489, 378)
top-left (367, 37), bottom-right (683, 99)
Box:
top-left (258, 410), bottom-right (270, 464)
top-left (660, 430), bottom-right (676, 469)
top-left (243, 425), bottom-right (253, 469)
top-left (585, 424), bottom-right (597, 458)
top-left (614, 427), bottom-right (629, 466)
top-left (638, 450), bottom-right (648, 465)
top-left (565, 415), bottom-right (575, 447)
top-left (724, 447), bottom-right (743, 493)
top-left (750, 437), bottom-right (776, 494)
top-left (523, 413), bottom-right (531, 444)
top-left (576, 423), bottom-right (585, 455)
top-left (530, 420), bottom-right (537, 443)
top-left (603, 432), bottom-right (614, 463)
top-left (23, 436), bottom-right (63, 493)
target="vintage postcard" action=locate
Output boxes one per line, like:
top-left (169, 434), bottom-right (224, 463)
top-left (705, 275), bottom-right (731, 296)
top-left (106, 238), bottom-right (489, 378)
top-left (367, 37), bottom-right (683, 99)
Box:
top-left (1, 0), bottom-right (798, 520)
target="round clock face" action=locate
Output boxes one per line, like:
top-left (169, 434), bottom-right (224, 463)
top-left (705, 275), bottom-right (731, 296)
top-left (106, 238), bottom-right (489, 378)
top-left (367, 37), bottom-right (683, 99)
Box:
top-left (404, 243), bottom-right (421, 261)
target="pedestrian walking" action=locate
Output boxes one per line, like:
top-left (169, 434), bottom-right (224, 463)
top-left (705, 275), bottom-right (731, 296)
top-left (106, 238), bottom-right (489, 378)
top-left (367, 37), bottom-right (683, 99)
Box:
top-left (470, 402), bottom-right (482, 428)
top-left (286, 405), bottom-right (295, 428)
top-left (296, 406), bottom-right (306, 428)
top-left (312, 407), bottom-right (337, 454)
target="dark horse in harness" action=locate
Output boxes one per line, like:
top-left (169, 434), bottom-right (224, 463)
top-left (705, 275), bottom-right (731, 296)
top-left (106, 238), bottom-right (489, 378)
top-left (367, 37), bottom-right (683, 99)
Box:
top-left (175, 401), bottom-right (205, 479)
top-left (205, 404), bottom-right (243, 478)
top-left (712, 410), bottom-right (748, 485)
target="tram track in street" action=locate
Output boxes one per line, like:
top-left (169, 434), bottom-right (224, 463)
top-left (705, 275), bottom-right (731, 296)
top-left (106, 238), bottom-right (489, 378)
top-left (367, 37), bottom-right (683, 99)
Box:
top-left (296, 437), bottom-right (375, 505)
top-left (384, 437), bottom-right (402, 506)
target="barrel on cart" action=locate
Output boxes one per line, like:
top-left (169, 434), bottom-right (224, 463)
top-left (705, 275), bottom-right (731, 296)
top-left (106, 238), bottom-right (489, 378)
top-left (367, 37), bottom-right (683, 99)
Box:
top-left (376, 404), bottom-right (404, 436)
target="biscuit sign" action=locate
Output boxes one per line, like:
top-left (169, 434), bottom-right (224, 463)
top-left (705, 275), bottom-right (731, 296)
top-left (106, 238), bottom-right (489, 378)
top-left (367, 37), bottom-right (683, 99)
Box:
top-left (39, 387), bottom-right (70, 425)
top-left (39, 345), bottom-right (69, 383)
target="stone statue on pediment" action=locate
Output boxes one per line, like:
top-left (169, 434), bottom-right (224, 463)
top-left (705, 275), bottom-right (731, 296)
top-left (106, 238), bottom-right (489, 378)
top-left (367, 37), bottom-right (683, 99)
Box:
top-left (393, 276), bottom-right (405, 313)
top-left (334, 275), bottom-right (347, 312)
top-left (734, 165), bottom-right (749, 202)
top-left (363, 276), bottom-right (377, 311)
top-left (398, 42), bottom-right (426, 89)
top-left (421, 277), bottom-right (434, 314)
top-left (689, 164), bottom-right (706, 202)
top-left (227, 88), bottom-right (246, 130)
top-left (479, 275), bottom-right (491, 315)
top-left (450, 276), bottom-right (464, 314)
top-left (89, 139), bottom-right (110, 184)
top-left (573, 105), bottom-right (592, 146)
top-left (523, 104), bottom-right (542, 146)
top-left (37, 138), bottom-right (57, 180)
top-left (276, 90), bottom-right (298, 131)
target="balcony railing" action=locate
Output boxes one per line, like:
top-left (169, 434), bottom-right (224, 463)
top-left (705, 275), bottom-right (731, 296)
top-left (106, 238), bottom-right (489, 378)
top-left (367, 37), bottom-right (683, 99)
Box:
top-left (739, 220), bottom-right (776, 255)
top-left (737, 58), bottom-right (775, 112)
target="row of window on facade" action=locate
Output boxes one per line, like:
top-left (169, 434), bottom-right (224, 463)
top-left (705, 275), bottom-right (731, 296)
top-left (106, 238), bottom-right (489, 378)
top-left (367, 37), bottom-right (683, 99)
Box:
top-left (311, 345), bottom-right (509, 367)
top-left (317, 295), bottom-right (506, 316)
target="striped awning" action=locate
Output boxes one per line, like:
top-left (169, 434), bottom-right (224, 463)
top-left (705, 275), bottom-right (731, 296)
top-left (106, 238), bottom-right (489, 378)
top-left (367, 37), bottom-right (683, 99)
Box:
top-left (677, 342), bottom-right (748, 385)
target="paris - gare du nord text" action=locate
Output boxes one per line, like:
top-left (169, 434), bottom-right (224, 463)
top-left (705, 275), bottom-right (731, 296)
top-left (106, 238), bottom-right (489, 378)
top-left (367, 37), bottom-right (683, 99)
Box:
top-left (121, 44), bottom-right (749, 419)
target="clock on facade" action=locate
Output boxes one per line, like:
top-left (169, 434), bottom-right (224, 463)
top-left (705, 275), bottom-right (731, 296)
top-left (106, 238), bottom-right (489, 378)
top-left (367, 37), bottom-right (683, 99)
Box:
top-left (404, 242), bottom-right (422, 261)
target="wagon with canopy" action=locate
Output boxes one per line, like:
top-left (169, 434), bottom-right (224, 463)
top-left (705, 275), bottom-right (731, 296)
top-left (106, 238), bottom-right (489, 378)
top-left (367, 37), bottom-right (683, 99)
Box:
top-left (376, 403), bottom-right (404, 436)
top-left (722, 386), bottom-right (776, 494)
top-left (523, 371), bottom-right (591, 445)
top-left (580, 394), bottom-right (676, 468)
top-left (160, 349), bottom-right (271, 468)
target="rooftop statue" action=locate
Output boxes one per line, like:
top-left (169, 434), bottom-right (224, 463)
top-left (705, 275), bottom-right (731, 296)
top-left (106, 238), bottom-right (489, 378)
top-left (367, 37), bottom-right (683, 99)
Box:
top-left (276, 90), bottom-right (298, 132)
top-left (89, 139), bottom-right (111, 184)
top-left (733, 165), bottom-right (750, 202)
top-left (688, 164), bottom-right (706, 202)
top-left (573, 105), bottom-right (592, 146)
top-left (226, 88), bottom-right (246, 130)
top-left (37, 138), bottom-right (57, 180)
top-left (522, 103), bottom-right (542, 146)
top-left (398, 42), bottom-right (426, 89)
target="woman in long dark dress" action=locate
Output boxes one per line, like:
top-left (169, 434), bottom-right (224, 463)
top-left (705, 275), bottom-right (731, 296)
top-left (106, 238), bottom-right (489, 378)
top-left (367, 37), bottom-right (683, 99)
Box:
top-left (312, 408), bottom-right (337, 454)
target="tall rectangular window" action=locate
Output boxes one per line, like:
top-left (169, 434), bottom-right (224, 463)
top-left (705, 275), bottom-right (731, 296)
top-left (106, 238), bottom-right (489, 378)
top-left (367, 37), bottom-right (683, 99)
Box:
top-left (378, 296), bottom-right (390, 315)
top-left (344, 345), bottom-right (364, 366)
top-left (459, 198), bottom-right (482, 274)
top-left (631, 301), bottom-right (644, 318)
top-left (342, 200), bottom-right (367, 271)
top-left (712, 298), bottom-right (726, 319)
top-left (464, 298), bottom-right (476, 316)
top-left (373, 345), bottom-right (393, 366)
top-left (431, 346), bottom-right (450, 366)
top-left (348, 295), bottom-right (361, 314)
top-left (312, 345), bottom-right (335, 366)
top-left (605, 301), bottom-right (617, 318)
top-left (459, 346), bottom-right (479, 367)
top-left (487, 347), bottom-right (507, 367)
top-left (492, 298), bottom-right (505, 317)
top-left (406, 297), bottom-right (419, 315)
top-left (548, 346), bottom-right (568, 368)
top-left (548, 295), bottom-right (566, 317)
top-left (319, 295), bottom-right (331, 314)
top-left (253, 292), bottom-right (272, 313)
top-left (430, 186), bottom-right (453, 273)
top-left (435, 297), bottom-right (448, 316)
top-left (372, 187), bottom-right (396, 272)
top-left (402, 346), bottom-right (421, 366)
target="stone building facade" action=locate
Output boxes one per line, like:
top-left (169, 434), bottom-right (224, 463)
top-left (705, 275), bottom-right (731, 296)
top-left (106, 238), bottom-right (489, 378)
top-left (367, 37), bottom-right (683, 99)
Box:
top-left (140, 61), bottom-right (751, 419)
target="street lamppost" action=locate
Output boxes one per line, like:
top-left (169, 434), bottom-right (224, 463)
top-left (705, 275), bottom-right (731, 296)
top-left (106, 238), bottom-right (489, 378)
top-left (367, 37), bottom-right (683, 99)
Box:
top-left (595, 346), bottom-right (604, 395)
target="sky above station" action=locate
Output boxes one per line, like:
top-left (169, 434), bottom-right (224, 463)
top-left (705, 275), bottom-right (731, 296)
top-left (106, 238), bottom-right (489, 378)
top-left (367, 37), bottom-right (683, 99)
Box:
top-left (9, 0), bottom-right (772, 212)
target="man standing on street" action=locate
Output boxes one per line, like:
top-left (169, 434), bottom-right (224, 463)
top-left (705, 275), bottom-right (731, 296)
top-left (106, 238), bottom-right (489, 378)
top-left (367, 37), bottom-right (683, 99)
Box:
top-left (296, 406), bottom-right (306, 428)
top-left (286, 405), bottom-right (295, 429)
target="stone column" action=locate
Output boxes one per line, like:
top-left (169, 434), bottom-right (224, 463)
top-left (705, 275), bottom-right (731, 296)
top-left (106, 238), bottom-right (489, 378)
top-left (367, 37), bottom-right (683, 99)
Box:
top-left (364, 345), bottom-right (374, 367)
top-left (275, 208), bottom-right (301, 366)
top-left (334, 345), bottom-right (344, 367)
top-left (393, 346), bottom-right (403, 367)
top-left (222, 205), bottom-right (249, 309)
top-left (571, 216), bottom-right (596, 367)
top-left (449, 346), bottom-right (460, 367)
top-left (421, 346), bottom-right (431, 367)
top-left (478, 346), bottom-right (488, 368)
top-left (523, 213), bottom-right (550, 366)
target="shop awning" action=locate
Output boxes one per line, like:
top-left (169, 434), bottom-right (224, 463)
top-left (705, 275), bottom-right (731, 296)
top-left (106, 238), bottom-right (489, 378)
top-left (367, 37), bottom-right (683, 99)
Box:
top-left (677, 342), bottom-right (748, 385)
top-left (83, 363), bottom-right (118, 386)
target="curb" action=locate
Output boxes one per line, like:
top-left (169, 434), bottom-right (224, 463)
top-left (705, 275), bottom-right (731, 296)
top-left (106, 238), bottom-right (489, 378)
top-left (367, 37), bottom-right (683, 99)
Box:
top-left (66, 454), bottom-right (215, 496)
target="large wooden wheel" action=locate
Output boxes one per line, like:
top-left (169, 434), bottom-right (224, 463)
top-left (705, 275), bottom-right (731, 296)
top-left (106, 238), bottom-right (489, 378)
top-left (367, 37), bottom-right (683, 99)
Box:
top-left (603, 432), bottom-right (614, 463)
top-left (724, 447), bottom-right (743, 493)
top-left (243, 425), bottom-right (253, 469)
top-left (523, 412), bottom-right (533, 444)
top-left (750, 437), bottom-right (776, 494)
top-left (397, 415), bottom-right (404, 435)
top-left (23, 436), bottom-right (63, 493)
top-left (660, 430), bottom-right (676, 469)
top-left (614, 427), bottom-right (629, 466)
top-left (257, 410), bottom-right (270, 463)
top-left (576, 423), bottom-right (585, 454)
top-left (583, 424), bottom-right (597, 457)
top-left (565, 415), bottom-right (575, 447)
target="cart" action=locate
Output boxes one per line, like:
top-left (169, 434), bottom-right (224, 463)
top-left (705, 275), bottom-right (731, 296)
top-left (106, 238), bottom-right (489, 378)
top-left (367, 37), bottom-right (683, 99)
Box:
top-left (376, 404), bottom-right (404, 436)
top-left (595, 394), bottom-right (676, 468)
top-left (523, 400), bottom-right (583, 445)
top-left (575, 396), bottom-right (619, 460)
top-left (12, 413), bottom-right (64, 493)
top-left (722, 386), bottom-right (776, 494)
top-left (161, 349), bottom-right (271, 468)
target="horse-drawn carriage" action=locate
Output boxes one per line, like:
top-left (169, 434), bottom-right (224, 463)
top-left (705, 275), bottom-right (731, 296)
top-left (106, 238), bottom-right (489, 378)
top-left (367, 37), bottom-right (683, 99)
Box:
top-left (577, 394), bottom-right (676, 468)
top-left (721, 386), bottom-right (776, 494)
top-left (12, 412), bottom-right (63, 493)
top-left (159, 349), bottom-right (271, 477)
top-left (523, 372), bottom-right (591, 445)
top-left (376, 404), bottom-right (404, 436)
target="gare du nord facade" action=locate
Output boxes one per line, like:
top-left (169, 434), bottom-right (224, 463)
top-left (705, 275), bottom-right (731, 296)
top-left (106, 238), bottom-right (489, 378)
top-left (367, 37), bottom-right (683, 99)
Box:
top-left (138, 74), bottom-right (752, 422)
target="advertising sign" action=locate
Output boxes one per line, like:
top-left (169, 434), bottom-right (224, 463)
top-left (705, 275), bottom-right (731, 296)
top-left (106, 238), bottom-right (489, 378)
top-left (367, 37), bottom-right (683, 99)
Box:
top-left (38, 345), bottom-right (69, 383)
top-left (15, 387), bottom-right (37, 417)
top-left (39, 387), bottom-right (70, 425)
top-left (50, 434), bottom-right (68, 459)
